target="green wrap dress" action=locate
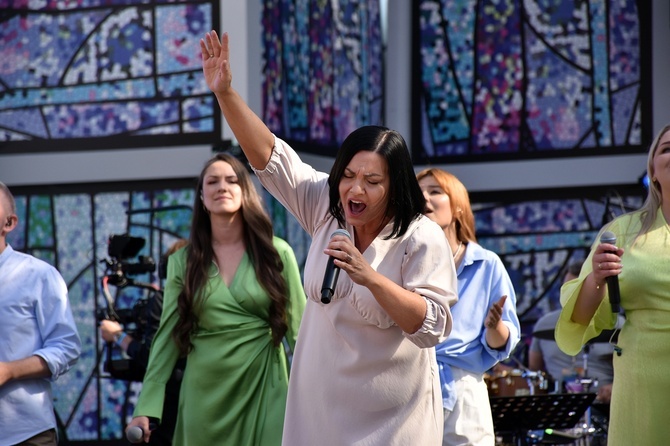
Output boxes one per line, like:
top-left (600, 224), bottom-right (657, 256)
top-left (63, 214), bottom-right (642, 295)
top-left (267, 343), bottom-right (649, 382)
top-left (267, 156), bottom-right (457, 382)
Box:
top-left (134, 237), bottom-right (305, 446)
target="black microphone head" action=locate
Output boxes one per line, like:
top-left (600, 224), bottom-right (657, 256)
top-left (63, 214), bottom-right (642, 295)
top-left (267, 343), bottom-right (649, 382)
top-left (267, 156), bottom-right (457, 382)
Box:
top-left (330, 228), bottom-right (351, 239)
top-left (600, 231), bottom-right (616, 245)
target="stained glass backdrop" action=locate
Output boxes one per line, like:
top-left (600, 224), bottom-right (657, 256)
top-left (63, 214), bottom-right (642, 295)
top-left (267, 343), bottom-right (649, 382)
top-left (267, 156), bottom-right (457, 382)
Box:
top-left (261, 0), bottom-right (384, 156)
top-left (0, 0), bottom-right (219, 153)
top-left (414, 0), bottom-right (651, 162)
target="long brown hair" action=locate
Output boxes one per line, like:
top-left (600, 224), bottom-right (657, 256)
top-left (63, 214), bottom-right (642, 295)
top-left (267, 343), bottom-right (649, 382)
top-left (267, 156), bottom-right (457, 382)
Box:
top-left (173, 153), bottom-right (289, 355)
top-left (416, 168), bottom-right (477, 244)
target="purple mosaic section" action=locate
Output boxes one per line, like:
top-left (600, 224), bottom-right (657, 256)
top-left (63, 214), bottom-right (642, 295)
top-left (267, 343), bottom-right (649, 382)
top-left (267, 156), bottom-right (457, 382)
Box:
top-left (42, 101), bottom-right (179, 137)
top-left (0, 10), bottom-right (109, 88)
top-left (477, 194), bottom-right (643, 319)
top-left (262, 0), bottom-right (383, 154)
top-left (155, 4), bottom-right (211, 75)
top-left (470, 1), bottom-right (523, 153)
top-left (417, 0), bottom-right (644, 160)
top-left (609, 0), bottom-right (640, 90)
top-left (523, 22), bottom-right (593, 150)
top-left (0, 2), bottom-right (215, 150)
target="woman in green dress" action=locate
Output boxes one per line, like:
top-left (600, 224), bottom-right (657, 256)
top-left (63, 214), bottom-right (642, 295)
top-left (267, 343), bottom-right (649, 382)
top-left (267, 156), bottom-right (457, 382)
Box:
top-left (556, 124), bottom-right (670, 445)
top-left (126, 153), bottom-right (306, 445)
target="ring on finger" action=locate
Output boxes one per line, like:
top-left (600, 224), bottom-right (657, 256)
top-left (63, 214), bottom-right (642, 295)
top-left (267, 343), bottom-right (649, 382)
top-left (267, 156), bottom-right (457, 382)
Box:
top-left (346, 254), bottom-right (353, 263)
top-left (598, 262), bottom-right (602, 270)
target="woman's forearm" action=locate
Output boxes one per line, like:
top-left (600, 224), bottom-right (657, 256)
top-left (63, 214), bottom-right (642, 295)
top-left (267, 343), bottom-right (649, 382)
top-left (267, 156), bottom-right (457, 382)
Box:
top-left (570, 273), bottom-right (606, 325)
top-left (215, 88), bottom-right (275, 170)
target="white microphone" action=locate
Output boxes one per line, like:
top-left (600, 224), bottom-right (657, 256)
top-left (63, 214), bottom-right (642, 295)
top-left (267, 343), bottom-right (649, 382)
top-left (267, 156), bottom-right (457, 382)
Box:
top-left (126, 426), bottom-right (144, 444)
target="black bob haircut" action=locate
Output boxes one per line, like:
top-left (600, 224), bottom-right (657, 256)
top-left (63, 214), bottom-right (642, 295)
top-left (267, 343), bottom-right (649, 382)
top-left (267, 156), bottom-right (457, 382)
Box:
top-left (327, 125), bottom-right (425, 239)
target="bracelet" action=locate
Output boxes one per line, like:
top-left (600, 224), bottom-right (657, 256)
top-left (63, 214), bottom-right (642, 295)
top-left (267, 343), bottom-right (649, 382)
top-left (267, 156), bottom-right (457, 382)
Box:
top-left (115, 331), bottom-right (127, 347)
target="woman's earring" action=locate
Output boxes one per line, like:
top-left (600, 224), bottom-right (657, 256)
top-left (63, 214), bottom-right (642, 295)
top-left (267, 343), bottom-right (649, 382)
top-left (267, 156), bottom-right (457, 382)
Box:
top-left (200, 194), bottom-right (210, 214)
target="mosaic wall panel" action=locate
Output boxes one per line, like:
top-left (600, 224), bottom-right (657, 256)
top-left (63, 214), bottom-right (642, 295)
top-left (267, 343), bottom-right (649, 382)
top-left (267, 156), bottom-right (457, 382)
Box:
top-left (0, 0), bottom-right (219, 153)
top-left (414, 0), bottom-right (651, 162)
top-left (474, 188), bottom-right (644, 365)
top-left (7, 180), bottom-right (643, 441)
top-left (261, 0), bottom-right (384, 156)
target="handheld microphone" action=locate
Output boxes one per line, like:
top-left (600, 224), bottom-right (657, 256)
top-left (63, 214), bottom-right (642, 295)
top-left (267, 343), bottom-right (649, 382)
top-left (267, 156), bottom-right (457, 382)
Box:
top-left (126, 422), bottom-right (157, 444)
top-left (126, 426), bottom-right (144, 444)
top-left (600, 231), bottom-right (621, 313)
top-left (321, 229), bottom-right (351, 304)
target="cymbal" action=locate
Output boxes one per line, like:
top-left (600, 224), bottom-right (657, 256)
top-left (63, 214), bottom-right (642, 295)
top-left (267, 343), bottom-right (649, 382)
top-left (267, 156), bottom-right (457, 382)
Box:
top-left (532, 328), bottom-right (618, 343)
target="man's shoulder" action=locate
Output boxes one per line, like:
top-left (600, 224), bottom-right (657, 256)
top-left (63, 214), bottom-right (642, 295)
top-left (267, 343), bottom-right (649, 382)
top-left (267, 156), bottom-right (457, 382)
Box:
top-left (10, 248), bottom-right (54, 270)
top-left (534, 309), bottom-right (561, 330)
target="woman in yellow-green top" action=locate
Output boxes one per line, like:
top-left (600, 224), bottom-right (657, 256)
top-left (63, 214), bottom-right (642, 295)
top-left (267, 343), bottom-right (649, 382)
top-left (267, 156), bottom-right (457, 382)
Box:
top-left (556, 124), bottom-right (670, 446)
top-left (126, 153), bottom-right (306, 446)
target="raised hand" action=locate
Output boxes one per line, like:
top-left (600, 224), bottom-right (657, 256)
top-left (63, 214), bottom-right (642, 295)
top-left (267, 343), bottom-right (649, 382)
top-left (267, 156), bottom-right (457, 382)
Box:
top-left (200, 31), bottom-right (232, 95)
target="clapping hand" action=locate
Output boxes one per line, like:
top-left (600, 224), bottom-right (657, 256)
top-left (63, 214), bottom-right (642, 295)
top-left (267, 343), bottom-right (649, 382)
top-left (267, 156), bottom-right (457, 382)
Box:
top-left (485, 295), bottom-right (507, 329)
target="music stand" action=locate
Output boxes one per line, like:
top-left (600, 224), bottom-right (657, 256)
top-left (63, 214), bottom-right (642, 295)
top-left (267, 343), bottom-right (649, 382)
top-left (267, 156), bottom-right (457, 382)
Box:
top-left (490, 393), bottom-right (596, 446)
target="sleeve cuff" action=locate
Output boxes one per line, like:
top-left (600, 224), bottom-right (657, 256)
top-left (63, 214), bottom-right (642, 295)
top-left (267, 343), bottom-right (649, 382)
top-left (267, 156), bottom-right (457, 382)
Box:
top-left (403, 296), bottom-right (450, 348)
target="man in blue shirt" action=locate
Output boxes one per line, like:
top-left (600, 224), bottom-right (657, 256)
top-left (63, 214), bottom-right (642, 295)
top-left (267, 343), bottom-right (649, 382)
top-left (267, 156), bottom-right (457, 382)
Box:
top-left (0, 181), bottom-right (81, 445)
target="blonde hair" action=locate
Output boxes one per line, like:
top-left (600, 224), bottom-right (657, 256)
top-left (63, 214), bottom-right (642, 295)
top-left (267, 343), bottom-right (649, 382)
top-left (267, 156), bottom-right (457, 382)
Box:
top-left (416, 168), bottom-right (477, 243)
top-left (636, 123), bottom-right (670, 241)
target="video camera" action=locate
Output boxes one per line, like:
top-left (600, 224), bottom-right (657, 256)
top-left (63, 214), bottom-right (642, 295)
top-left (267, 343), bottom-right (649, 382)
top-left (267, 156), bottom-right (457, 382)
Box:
top-left (97, 234), bottom-right (159, 381)
top-left (101, 234), bottom-right (156, 287)
top-left (96, 233), bottom-right (156, 327)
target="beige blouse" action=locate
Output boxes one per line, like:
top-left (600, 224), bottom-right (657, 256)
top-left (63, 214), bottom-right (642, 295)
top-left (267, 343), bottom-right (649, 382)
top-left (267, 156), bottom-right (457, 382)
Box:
top-left (254, 136), bottom-right (458, 445)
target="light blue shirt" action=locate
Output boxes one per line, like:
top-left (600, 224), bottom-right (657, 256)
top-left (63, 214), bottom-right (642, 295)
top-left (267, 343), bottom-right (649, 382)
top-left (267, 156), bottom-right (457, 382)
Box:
top-left (0, 245), bottom-right (81, 446)
top-left (435, 242), bottom-right (521, 411)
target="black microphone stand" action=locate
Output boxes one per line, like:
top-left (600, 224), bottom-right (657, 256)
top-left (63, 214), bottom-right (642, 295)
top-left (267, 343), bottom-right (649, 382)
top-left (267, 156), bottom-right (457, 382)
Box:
top-left (578, 342), bottom-right (597, 443)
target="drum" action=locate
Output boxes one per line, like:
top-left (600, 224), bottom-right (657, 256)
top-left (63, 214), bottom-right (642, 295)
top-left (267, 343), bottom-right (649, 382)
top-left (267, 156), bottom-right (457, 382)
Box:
top-left (486, 369), bottom-right (548, 397)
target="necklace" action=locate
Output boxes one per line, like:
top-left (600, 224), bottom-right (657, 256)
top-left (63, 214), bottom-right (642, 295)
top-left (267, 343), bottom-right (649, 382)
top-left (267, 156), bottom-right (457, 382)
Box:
top-left (452, 241), bottom-right (463, 259)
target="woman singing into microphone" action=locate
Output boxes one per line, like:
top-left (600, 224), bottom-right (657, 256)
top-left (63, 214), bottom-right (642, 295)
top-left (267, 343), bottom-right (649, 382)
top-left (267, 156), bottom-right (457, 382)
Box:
top-left (199, 30), bottom-right (457, 445)
top-left (556, 124), bottom-right (670, 445)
